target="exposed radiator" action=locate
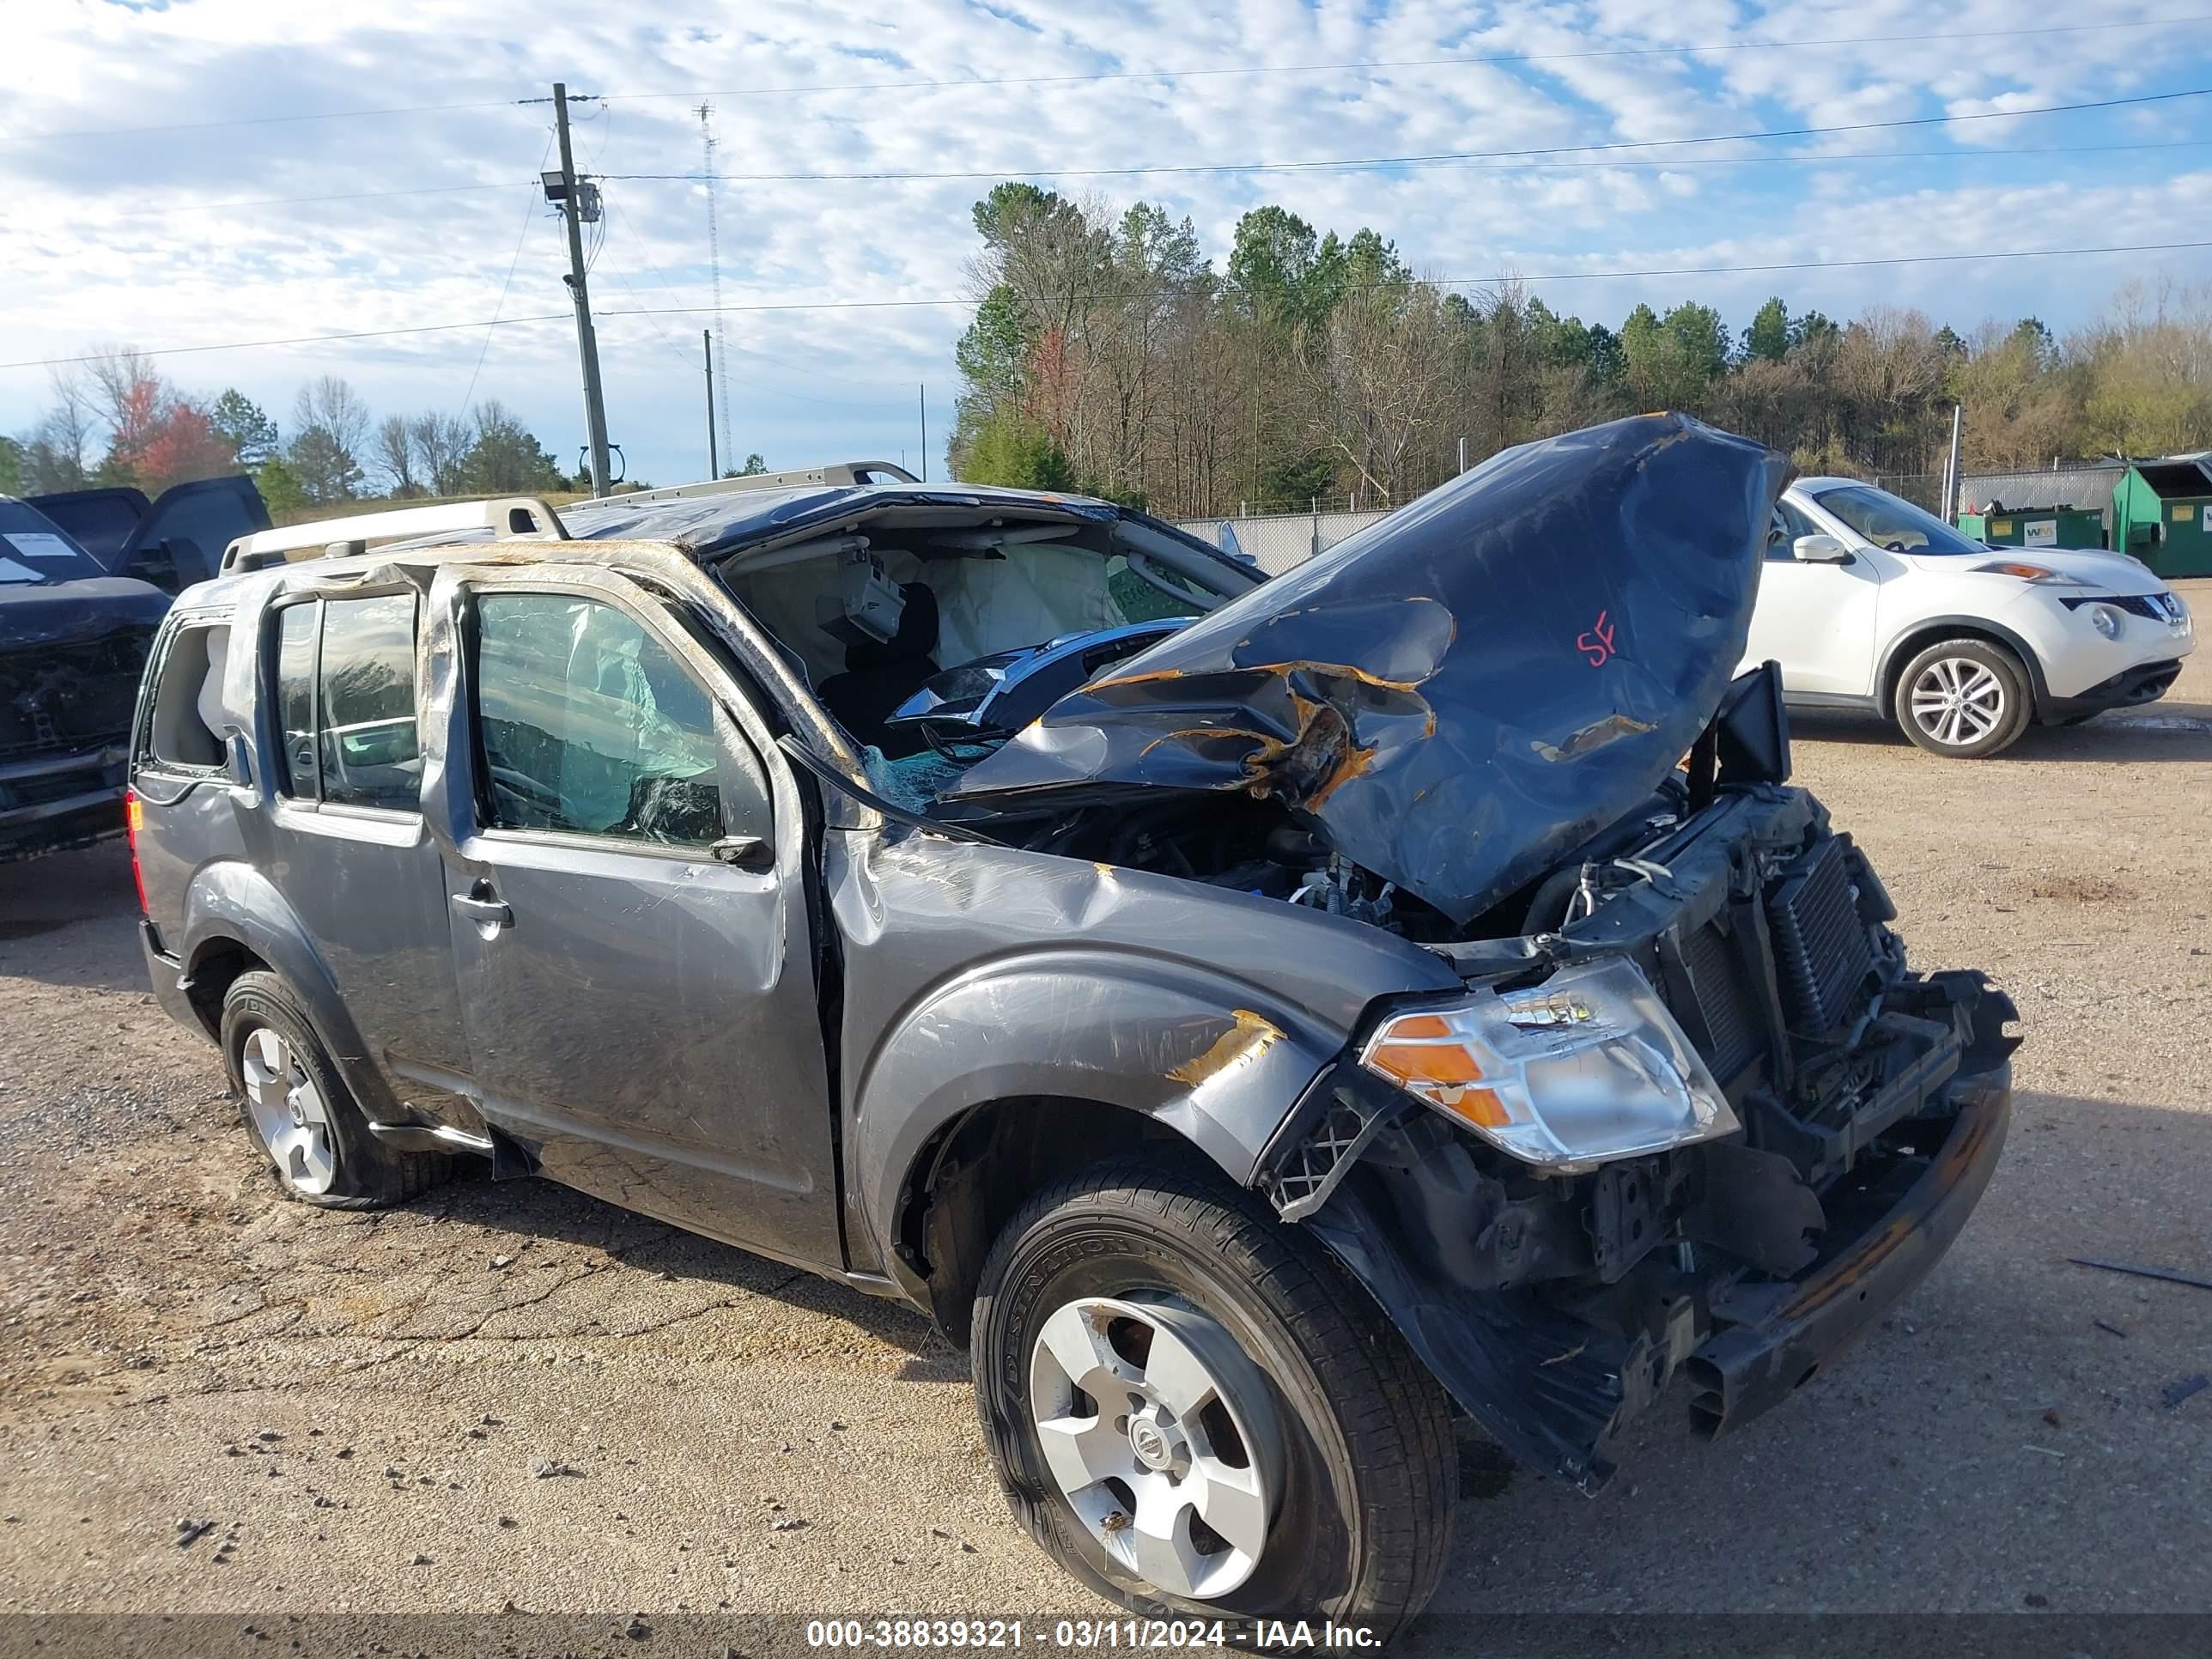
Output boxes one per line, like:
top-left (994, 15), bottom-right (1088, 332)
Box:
top-left (1679, 919), bottom-right (1764, 1082)
top-left (1766, 836), bottom-right (1875, 1034)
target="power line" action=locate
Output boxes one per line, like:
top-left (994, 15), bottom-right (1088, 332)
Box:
top-left (1425, 137), bottom-right (2212, 173)
top-left (596, 85), bottom-right (2212, 184)
top-left (458, 131), bottom-right (556, 414)
top-left (605, 176), bottom-right (924, 394)
top-left (27, 15), bottom-right (2208, 142)
top-left (9, 239), bottom-right (2211, 373)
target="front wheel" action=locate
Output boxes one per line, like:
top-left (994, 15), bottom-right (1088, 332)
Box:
top-left (971, 1158), bottom-right (1455, 1639)
top-left (1893, 637), bottom-right (2033, 757)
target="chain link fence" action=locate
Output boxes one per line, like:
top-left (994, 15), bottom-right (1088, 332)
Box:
top-left (1173, 505), bottom-right (1395, 574)
top-left (1176, 465), bottom-right (2132, 579)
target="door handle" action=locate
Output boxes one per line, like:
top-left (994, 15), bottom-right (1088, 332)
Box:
top-left (710, 834), bottom-right (773, 870)
top-left (451, 886), bottom-right (513, 928)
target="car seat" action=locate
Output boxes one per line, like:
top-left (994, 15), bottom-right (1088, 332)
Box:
top-left (816, 582), bottom-right (940, 757)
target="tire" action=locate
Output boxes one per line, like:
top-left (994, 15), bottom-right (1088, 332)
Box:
top-left (971, 1157), bottom-right (1455, 1641)
top-left (1892, 637), bottom-right (2033, 757)
top-left (219, 970), bottom-right (447, 1210)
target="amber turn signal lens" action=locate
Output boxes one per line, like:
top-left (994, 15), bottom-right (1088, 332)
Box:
top-left (1379, 1012), bottom-right (1453, 1040)
top-left (1437, 1087), bottom-right (1510, 1128)
top-left (1364, 1040), bottom-right (1485, 1087)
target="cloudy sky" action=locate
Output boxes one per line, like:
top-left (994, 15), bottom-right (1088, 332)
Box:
top-left (8, 0), bottom-right (2212, 490)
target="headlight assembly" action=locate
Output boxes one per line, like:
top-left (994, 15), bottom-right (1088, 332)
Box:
top-left (1972, 561), bottom-right (2089, 586)
top-left (1359, 957), bottom-right (1739, 1171)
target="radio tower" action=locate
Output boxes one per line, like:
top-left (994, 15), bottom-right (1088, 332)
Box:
top-left (698, 102), bottom-right (733, 473)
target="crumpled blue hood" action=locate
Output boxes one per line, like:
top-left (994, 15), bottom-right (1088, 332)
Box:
top-left (939, 413), bottom-right (1790, 925)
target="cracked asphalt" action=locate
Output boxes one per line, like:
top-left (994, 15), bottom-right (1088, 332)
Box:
top-left (1, 585), bottom-right (2208, 1633)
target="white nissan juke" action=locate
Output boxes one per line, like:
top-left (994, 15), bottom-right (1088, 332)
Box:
top-left (1746, 477), bottom-right (2196, 757)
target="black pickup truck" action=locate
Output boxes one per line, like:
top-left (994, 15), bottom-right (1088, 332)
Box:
top-left (1, 477), bottom-right (265, 860)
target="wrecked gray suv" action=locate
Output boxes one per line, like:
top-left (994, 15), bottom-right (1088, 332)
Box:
top-left (128, 416), bottom-right (2015, 1636)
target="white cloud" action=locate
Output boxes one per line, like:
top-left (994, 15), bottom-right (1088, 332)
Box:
top-left (3, 0), bottom-right (2207, 483)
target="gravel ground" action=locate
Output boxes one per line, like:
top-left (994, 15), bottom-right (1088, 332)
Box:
top-left (1, 588), bottom-right (2208, 1634)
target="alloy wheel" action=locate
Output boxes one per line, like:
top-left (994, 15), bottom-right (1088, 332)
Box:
top-left (1028, 1295), bottom-right (1281, 1601)
top-left (239, 1025), bottom-right (338, 1196)
top-left (1908, 656), bottom-right (2007, 749)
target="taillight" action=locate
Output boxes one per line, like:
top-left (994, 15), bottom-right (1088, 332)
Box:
top-left (124, 787), bottom-right (149, 915)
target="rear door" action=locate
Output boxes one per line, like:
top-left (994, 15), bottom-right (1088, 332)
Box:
top-left (255, 586), bottom-right (477, 1128)
top-left (433, 568), bottom-right (840, 1270)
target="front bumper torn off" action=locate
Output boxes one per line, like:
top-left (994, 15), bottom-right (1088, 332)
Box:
top-left (1683, 1061), bottom-right (2008, 1434)
top-left (1279, 1054), bottom-right (2013, 1494)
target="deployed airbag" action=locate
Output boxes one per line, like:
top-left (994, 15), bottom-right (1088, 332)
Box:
top-left (940, 414), bottom-right (1789, 924)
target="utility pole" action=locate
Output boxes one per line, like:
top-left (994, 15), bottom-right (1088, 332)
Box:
top-left (1942, 404), bottom-right (1964, 522)
top-left (550, 82), bottom-right (612, 498)
top-left (918, 385), bottom-right (928, 482)
top-left (702, 330), bottom-right (718, 481)
top-left (699, 105), bottom-right (734, 473)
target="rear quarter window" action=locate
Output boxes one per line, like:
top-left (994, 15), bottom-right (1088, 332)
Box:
top-left (140, 622), bottom-right (231, 771)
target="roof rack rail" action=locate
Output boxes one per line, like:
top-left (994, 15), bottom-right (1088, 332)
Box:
top-left (611, 461), bottom-right (919, 508)
top-left (219, 495), bottom-right (569, 574)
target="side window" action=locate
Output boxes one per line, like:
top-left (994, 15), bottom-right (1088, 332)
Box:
top-left (471, 592), bottom-right (766, 848)
top-left (1770, 498), bottom-right (1822, 557)
top-left (270, 593), bottom-right (422, 810)
top-left (274, 603), bottom-right (319, 795)
top-left (143, 623), bottom-right (229, 771)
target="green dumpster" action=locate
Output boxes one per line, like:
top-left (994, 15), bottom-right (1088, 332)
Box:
top-left (2112, 457), bottom-right (2212, 578)
top-left (1959, 506), bottom-right (2106, 550)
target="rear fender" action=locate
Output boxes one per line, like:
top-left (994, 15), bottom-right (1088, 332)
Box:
top-left (178, 859), bottom-right (401, 1121)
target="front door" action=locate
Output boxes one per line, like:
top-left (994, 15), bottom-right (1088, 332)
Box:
top-left (437, 577), bottom-right (840, 1270)
top-left (254, 588), bottom-right (476, 1128)
top-left (1742, 499), bottom-right (1887, 696)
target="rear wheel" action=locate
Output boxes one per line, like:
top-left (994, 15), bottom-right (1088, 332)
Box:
top-left (1893, 637), bottom-right (2032, 757)
top-left (220, 971), bottom-right (447, 1209)
top-left (971, 1158), bottom-right (1455, 1640)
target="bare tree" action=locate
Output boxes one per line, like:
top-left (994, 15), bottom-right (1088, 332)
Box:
top-left (373, 415), bottom-right (419, 497)
top-left (83, 344), bottom-right (159, 438)
top-left (406, 411), bottom-right (471, 496)
top-left (26, 367), bottom-right (100, 490)
top-left (292, 376), bottom-right (372, 462)
top-left (1300, 281), bottom-right (1457, 504)
top-left (287, 377), bottom-right (372, 505)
